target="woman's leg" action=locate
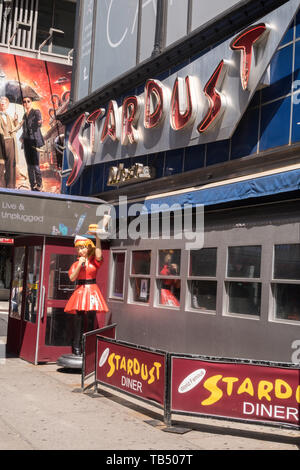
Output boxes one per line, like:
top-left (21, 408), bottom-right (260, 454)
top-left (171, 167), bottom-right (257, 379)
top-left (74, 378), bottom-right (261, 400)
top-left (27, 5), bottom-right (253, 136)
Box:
top-left (72, 311), bottom-right (85, 355)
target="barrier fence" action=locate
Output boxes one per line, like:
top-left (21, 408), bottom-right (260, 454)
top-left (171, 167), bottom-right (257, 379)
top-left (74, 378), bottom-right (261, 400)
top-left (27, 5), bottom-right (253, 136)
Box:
top-left (81, 324), bottom-right (117, 389)
top-left (82, 331), bottom-right (300, 430)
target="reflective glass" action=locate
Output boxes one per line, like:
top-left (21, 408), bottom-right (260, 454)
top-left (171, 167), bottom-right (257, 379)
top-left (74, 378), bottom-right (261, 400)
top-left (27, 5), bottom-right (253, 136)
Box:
top-left (274, 284), bottom-right (300, 322)
top-left (130, 278), bottom-right (150, 303)
top-left (227, 246), bottom-right (261, 278)
top-left (48, 253), bottom-right (77, 300)
top-left (45, 307), bottom-right (75, 346)
top-left (158, 249), bottom-right (181, 276)
top-left (111, 252), bottom-right (125, 298)
top-left (190, 248), bottom-right (217, 277)
top-left (228, 281), bottom-right (261, 316)
top-left (24, 246), bottom-right (42, 323)
top-left (131, 251), bottom-right (151, 275)
top-left (274, 244), bottom-right (300, 280)
top-left (158, 279), bottom-right (180, 307)
top-left (189, 280), bottom-right (217, 311)
top-left (10, 246), bottom-right (26, 320)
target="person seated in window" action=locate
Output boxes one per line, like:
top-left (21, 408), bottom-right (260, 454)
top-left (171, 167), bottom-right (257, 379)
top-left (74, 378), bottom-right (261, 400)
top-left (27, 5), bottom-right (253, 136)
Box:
top-left (160, 250), bottom-right (180, 307)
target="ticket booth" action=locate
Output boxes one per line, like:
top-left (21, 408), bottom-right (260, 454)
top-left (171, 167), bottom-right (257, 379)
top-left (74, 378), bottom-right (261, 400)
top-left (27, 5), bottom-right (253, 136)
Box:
top-left (6, 236), bottom-right (110, 365)
top-left (0, 189), bottom-right (111, 364)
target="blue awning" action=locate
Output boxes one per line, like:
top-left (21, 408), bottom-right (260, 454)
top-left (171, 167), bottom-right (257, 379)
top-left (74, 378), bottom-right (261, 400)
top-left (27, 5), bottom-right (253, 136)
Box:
top-left (137, 167), bottom-right (300, 214)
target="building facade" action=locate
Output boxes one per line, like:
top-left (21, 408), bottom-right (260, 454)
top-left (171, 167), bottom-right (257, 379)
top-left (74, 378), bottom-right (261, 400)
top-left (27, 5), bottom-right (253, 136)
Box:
top-left (60, 0), bottom-right (300, 363)
top-left (0, 0), bottom-right (76, 298)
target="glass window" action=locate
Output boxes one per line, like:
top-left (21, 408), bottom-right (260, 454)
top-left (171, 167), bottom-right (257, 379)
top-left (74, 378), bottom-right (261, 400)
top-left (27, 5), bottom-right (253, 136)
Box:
top-left (45, 307), bottom-right (75, 346)
top-left (190, 280), bottom-right (217, 311)
top-left (10, 246), bottom-right (26, 320)
top-left (110, 252), bottom-right (126, 299)
top-left (158, 249), bottom-right (181, 276)
top-left (274, 244), bottom-right (300, 280)
top-left (227, 246), bottom-right (261, 278)
top-left (48, 254), bottom-right (77, 300)
top-left (273, 244), bottom-right (300, 322)
top-left (226, 246), bottom-right (262, 317)
top-left (227, 281), bottom-right (261, 316)
top-left (274, 284), bottom-right (300, 322)
top-left (157, 249), bottom-right (181, 307)
top-left (129, 251), bottom-right (151, 304)
top-left (131, 251), bottom-right (151, 275)
top-left (190, 248), bottom-right (217, 277)
top-left (157, 279), bottom-right (181, 307)
top-left (188, 248), bottom-right (217, 312)
top-left (24, 246), bottom-right (42, 323)
top-left (130, 278), bottom-right (150, 304)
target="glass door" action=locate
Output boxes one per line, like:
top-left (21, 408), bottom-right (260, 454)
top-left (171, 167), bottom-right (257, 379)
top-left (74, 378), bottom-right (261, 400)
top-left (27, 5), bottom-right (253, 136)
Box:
top-left (7, 237), bottom-right (44, 364)
top-left (37, 244), bottom-right (77, 363)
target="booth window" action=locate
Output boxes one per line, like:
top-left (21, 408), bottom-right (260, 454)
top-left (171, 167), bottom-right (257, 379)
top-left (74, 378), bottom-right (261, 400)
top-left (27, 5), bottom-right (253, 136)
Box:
top-left (48, 254), bottom-right (76, 300)
top-left (24, 246), bottom-right (42, 323)
top-left (187, 248), bottom-right (217, 313)
top-left (129, 250), bottom-right (151, 304)
top-left (45, 253), bottom-right (77, 347)
top-left (226, 245), bottom-right (262, 316)
top-left (272, 244), bottom-right (300, 322)
top-left (156, 249), bottom-right (181, 308)
top-left (110, 251), bottom-right (126, 300)
top-left (10, 246), bottom-right (26, 320)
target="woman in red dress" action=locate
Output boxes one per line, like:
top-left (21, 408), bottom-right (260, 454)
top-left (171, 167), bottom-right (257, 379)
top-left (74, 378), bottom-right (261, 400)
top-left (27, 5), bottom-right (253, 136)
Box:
top-left (160, 251), bottom-right (180, 307)
top-left (65, 234), bottom-right (108, 355)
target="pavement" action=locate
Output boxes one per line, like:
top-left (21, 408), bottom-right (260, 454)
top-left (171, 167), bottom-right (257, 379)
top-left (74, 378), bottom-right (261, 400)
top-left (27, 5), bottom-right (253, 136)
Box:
top-left (0, 302), bottom-right (300, 452)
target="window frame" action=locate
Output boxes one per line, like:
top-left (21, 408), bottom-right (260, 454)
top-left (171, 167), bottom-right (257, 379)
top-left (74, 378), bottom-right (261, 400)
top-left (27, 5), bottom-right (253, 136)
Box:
top-left (186, 247), bottom-right (218, 315)
top-left (128, 249), bottom-right (152, 306)
top-left (109, 249), bottom-right (127, 301)
top-left (154, 248), bottom-right (182, 309)
top-left (270, 243), bottom-right (300, 325)
top-left (224, 244), bottom-right (262, 320)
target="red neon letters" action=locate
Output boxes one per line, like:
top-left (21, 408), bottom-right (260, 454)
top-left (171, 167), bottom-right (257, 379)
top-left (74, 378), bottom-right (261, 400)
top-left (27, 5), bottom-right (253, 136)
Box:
top-left (66, 113), bottom-right (87, 187)
top-left (122, 96), bottom-right (141, 145)
top-left (170, 76), bottom-right (197, 130)
top-left (230, 23), bottom-right (268, 90)
top-left (87, 108), bottom-right (105, 153)
top-left (197, 60), bottom-right (227, 133)
top-left (101, 100), bottom-right (121, 143)
top-left (144, 79), bottom-right (167, 129)
top-left (67, 21), bottom-right (270, 184)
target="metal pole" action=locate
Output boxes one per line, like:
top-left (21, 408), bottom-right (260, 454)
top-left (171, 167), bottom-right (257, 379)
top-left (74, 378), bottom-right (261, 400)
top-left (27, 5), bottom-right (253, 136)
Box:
top-left (163, 353), bottom-right (172, 427)
top-left (151, 0), bottom-right (167, 57)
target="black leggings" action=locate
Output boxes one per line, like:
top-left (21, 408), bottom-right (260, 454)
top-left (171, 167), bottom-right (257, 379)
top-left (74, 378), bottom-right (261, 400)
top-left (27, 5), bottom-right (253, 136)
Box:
top-left (72, 311), bottom-right (96, 354)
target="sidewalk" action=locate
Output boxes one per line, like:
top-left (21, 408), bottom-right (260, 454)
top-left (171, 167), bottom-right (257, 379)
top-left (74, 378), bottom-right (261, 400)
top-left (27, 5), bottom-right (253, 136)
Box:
top-left (0, 354), bottom-right (299, 451)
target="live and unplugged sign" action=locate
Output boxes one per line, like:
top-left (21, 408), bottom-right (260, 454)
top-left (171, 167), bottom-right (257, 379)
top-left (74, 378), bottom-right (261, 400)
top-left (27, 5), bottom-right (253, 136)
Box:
top-left (0, 192), bottom-right (100, 237)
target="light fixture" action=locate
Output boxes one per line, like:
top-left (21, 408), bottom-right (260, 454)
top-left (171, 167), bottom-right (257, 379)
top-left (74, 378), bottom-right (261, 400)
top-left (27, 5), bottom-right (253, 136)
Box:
top-left (8, 21), bottom-right (31, 46)
top-left (38, 27), bottom-right (64, 55)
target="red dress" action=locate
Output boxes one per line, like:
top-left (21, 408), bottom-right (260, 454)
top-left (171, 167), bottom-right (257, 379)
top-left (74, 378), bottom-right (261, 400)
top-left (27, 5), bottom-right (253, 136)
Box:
top-left (160, 264), bottom-right (180, 307)
top-left (64, 256), bottom-right (109, 314)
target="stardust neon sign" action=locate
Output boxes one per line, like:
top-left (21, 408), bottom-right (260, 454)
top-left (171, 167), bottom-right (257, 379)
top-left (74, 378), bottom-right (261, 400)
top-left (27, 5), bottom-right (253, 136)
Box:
top-left (65, 1), bottom-right (299, 186)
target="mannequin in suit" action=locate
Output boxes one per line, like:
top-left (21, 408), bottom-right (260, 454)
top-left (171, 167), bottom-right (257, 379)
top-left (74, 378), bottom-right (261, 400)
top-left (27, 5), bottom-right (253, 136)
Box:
top-left (0, 96), bottom-right (19, 188)
top-left (19, 96), bottom-right (45, 191)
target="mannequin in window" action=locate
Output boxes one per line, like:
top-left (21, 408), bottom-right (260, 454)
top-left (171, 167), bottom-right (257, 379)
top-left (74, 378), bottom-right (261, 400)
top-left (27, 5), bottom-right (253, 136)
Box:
top-left (160, 250), bottom-right (180, 307)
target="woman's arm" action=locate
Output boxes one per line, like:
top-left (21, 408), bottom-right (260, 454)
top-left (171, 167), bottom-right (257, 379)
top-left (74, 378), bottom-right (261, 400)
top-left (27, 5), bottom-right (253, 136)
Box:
top-left (69, 257), bottom-right (85, 282)
top-left (95, 236), bottom-right (102, 262)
